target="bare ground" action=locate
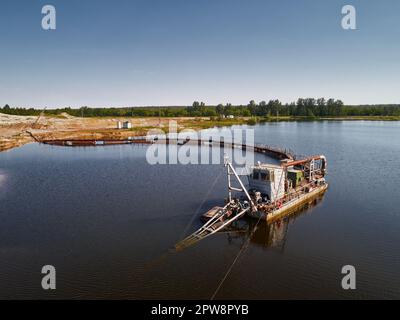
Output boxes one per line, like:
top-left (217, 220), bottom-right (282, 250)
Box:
top-left (0, 113), bottom-right (205, 152)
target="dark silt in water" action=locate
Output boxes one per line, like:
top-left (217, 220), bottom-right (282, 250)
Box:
top-left (0, 121), bottom-right (400, 299)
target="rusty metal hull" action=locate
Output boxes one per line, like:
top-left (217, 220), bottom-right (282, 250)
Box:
top-left (248, 183), bottom-right (329, 223)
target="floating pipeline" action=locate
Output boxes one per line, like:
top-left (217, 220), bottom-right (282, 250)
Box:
top-left (39, 136), bottom-right (296, 161)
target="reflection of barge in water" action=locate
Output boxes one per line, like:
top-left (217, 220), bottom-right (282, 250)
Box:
top-left (176, 154), bottom-right (328, 250)
top-left (225, 192), bottom-right (327, 251)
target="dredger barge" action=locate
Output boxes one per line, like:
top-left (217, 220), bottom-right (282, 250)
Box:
top-left (39, 135), bottom-right (328, 249)
top-left (176, 153), bottom-right (328, 250)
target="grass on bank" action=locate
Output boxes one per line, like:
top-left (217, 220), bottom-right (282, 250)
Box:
top-left (128, 115), bottom-right (400, 135)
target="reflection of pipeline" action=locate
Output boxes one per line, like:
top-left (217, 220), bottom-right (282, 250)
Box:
top-left (226, 191), bottom-right (327, 250)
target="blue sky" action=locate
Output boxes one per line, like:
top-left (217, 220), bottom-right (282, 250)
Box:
top-left (0, 0), bottom-right (399, 107)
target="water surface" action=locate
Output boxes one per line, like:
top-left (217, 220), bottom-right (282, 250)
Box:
top-left (0, 121), bottom-right (399, 299)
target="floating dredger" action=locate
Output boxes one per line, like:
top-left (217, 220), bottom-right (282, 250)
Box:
top-left (176, 153), bottom-right (328, 250)
top-left (37, 134), bottom-right (328, 250)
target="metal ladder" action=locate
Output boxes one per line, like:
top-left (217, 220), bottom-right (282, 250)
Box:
top-left (175, 204), bottom-right (250, 251)
top-left (175, 156), bottom-right (255, 251)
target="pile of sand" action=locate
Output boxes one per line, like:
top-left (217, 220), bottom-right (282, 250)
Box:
top-left (0, 113), bottom-right (37, 126)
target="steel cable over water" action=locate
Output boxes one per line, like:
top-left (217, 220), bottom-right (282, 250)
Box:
top-left (210, 167), bottom-right (285, 299)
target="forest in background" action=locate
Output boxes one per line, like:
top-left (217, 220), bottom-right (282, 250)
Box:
top-left (1, 98), bottom-right (400, 118)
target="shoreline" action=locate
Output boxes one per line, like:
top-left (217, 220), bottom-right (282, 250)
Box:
top-left (1, 113), bottom-right (399, 153)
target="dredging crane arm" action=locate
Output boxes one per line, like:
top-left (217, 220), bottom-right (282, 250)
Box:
top-left (175, 157), bottom-right (256, 251)
top-left (224, 156), bottom-right (257, 212)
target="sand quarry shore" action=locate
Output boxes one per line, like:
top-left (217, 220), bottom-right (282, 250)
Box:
top-left (0, 113), bottom-right (202, 152)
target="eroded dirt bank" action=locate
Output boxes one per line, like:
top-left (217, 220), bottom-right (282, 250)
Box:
top-left (0, 113), bottom-right (203, 152)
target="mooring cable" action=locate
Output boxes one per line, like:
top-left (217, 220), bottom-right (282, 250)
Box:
top-left (178, 168), bottom-right (224, 241)
top-left (210, 212), bottom-right (264, 300)
top-left (143, 168), bottom-right (224, 270)
top-left (211, 166), bottom-right (285, 299)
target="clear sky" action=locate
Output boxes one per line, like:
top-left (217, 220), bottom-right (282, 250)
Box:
top-left (0, 0), bottom-right (399, 107)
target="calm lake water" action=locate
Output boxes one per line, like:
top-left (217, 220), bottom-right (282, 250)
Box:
top-left (1, 121), bottom-right (400, 299)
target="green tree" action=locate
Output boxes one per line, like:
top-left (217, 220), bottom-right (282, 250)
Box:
top-left (257, 101), bottom-right (267, 116)
top-left (316, 98), bottom-right (326, 116)
top-left (216, 104), bottom-right (224, 116)
top-left (327, 98), bottom-right (335, 115)
top-left (192, 101), bottom-right (200, 109)
top-left (334, 99), bottom-right (344, 116)
top-left (247, 100), bottom-right (257, 115)
top-left (268, 100), bottom-right (282, 116)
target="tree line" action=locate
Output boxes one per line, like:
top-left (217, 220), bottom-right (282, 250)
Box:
top-left (1, 99), bottom-right (400, 118)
